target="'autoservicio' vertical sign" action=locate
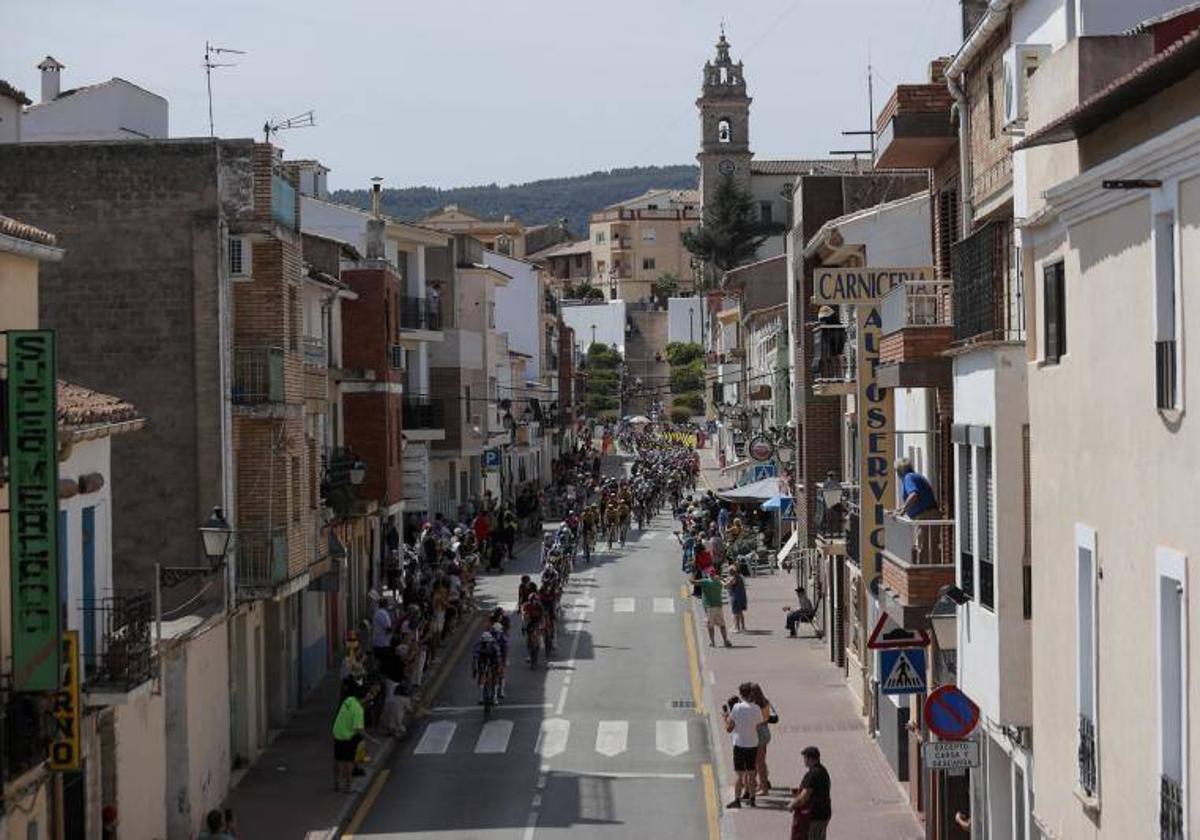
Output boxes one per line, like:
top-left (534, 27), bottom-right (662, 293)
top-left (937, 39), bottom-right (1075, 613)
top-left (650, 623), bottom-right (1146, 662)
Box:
top-left (7, 330), bottom-right (60, 691)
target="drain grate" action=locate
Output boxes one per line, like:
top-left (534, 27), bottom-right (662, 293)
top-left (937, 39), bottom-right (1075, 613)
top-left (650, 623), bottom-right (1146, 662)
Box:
top-left (670, 700), bottom-right (696, 710)
top-left (777, 721), bottom-right (864, 734)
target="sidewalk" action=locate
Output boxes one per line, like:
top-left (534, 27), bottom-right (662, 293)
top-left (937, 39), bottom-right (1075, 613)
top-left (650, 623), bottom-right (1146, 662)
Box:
top-left (693, 444), bottom-right (923, 840)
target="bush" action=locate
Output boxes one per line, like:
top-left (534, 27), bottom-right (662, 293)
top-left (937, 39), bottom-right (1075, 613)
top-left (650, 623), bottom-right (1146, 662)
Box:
top-left (664, 341), bottom-right (704, 367)
top-left (673, 392), bottom-right (705, 413)
top-left (670, 362), bottom-right (704, 394)
top-left (669, 407), bottom-right (693, 424)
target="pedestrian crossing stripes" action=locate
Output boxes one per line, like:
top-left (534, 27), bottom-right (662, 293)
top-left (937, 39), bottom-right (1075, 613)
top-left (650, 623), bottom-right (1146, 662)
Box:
top-left (410, 718), bottom-right (697, 758)
top-left (653, 597), bottom-right (676, 614)
top-left (612, 597), bottom-right (636, 613)
top-left (495, 597), bottom-right (681, 616)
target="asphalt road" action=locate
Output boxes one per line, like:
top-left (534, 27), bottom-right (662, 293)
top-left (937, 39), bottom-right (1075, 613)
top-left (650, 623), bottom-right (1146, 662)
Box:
top-left (347, 496), bottom-right (716, 838)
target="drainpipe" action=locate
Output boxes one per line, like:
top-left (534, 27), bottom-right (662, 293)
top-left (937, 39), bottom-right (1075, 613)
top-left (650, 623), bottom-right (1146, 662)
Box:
top-left (944, 0), bottom-right (1020, 233)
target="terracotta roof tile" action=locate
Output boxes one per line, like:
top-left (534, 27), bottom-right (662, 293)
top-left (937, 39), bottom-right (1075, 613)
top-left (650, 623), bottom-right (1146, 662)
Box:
top-left (0, 215), bottom-right (57, 247)
top-left (750, 159), bottom-right (861, 175)
top-left (0, 79), bottom-right (31, 106)
top-left (57, 381), bottom-right (140, 428)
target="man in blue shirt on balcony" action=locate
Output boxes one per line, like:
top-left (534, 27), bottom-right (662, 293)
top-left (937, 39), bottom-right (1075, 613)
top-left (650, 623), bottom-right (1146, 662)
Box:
top-left (895, 458), bottom-right (938, 519)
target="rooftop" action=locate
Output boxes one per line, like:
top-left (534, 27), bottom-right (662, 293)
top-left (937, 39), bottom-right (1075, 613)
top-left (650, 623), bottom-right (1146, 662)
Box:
top-left (58, 381), bottom-right (140, 428)
top-left (528, 238), bottom-right (593, 259)
top-left (0, 79), bottom-right (31, 106)
top-left (0, 214), bottom-right (58, 247)
top-left (750, 159), bottom-right (862, 176)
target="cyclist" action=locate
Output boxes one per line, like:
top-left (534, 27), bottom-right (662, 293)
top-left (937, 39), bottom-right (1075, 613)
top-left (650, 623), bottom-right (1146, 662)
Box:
top-left (538, 582), bottom-right (559, 653)
top-left (472, 631), bottom-right (502, 705)
top-left (489, 621), bottom-right (509, 699)
top-left (517, 575), bottom-right (538, 610)
top-left (521, 594), bottom-right (546, 665)
top-left (604, 504), bottom-right (620, 549)
top-left (580, 506), bottom-right (597, 563)
top-left (617, 498), bottom-right (632, 547)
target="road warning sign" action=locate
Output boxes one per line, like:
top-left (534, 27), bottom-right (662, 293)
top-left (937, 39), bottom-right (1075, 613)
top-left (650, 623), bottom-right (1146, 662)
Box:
top-left (880, 648), bottom-right (926, 696)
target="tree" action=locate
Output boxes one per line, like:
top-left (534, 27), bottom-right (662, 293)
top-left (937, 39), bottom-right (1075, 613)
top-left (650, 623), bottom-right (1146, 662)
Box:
top-left (663, 341), bottom-right (704, 367)
top-left (564, 282), bottom-right (605, 302)
top-left (651, 271), bottom-right (680, 307)
top-left (681, 174), bottom-right (786, 283)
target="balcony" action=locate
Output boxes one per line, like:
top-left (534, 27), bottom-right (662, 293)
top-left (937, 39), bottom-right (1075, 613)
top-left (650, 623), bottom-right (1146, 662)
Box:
top-left (1162, 773), bottom-right (1184, 840)
top-left (2, 690), bottom-right (49, 782)
top-left (389, 344), bottom-right (406, 371)
top-left (951, 221), bottom-right (1023, 345)
top-left (811, 322), bottom-right (855, 396)
top-left (612, 238), bottom-right (632, 251)
top-left (1078, 713), bottom-right (1098, 798)
top-left (399, 296), bottom-right (442, 333)
top-left (874, 83), bottom-right (956, 170)
top-left (236, 527), bottom-right (289, 599)
top-left (81, 591), bottom-right (155, 701)
top-left (880, 513), bottom-right (956, 612)
top-left (878, 280), bottom-right (953, 388)
top-left (302, 335), bottom-right (327, 367)
top-left (402, 395), bottom-right (445, 430)
top-left (271, 173), bottom-right (297, 229)
top-left (544, 293), bottom-right (559, 316)
top-left (232, 347), bottom-right (285, 406)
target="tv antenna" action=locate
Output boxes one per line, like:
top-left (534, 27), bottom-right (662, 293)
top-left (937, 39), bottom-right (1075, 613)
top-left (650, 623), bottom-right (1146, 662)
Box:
top-left (203, 41), bottom-right (245, 139)
top-left (263, 111), bottom-right (316, 144)
top-left (829, 61), bottom-right (876, 173)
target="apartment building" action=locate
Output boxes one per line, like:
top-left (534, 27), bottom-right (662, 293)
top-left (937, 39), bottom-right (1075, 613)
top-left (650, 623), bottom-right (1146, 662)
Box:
top-left (588, 189), bottom-right (701, 302)
top-left (1017, 12), bottom-right (1200, 840)
top-left (529, 237), bottom-right (593, 288)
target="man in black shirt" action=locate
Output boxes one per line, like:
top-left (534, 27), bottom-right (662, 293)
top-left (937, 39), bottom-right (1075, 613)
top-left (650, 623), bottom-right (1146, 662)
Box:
top-left (789, 745), bottom-right (832, 839)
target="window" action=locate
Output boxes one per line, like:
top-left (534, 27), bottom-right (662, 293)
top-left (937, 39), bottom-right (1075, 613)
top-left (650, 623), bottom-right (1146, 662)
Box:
top-left (595, 231), bottom-right (607, 244)
top-left (574, 255), bottom-right (584, 269)
top-left (1043, 261), bottom-right (1066, 364)
top-left (228, 235), bottom-right (250, 278)
top-left (1154, 210), bottom-right (1180, 410)
top-left (291, 457), bottom-right (301, 522)
top-left (1076, 525), bottom-right (1099, 798)
top-left (1023, 425), bottom-right (1032, 620)
top-left (287, 285), bottom-right (299, 352)
top-left (641, 228), bottom-right (657, 242)
top-left (937, 188), bottom-right (960, 277)
top-left (717, 118), bottom-right (731, 143)
top-left (958, 443), bottom-right (974, 598)
top-left (1158, 547), bottom-right (1187, 838)
top-left (978, 447), bottom-right (995, 609)
top-left (759, 202), bottom-right (774, 225)
top-left (987, 72), bottom-right (996, 139)
top-left (642, 257), bottom-right (656, 271)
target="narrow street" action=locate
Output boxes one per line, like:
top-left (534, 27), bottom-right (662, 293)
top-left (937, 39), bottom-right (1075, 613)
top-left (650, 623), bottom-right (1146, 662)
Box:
top-left (348, 473), bottom-right (717, 838)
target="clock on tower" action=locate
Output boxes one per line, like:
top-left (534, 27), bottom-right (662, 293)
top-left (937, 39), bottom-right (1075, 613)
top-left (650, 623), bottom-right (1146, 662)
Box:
top-left (718, 159), bottom-right (735, 176)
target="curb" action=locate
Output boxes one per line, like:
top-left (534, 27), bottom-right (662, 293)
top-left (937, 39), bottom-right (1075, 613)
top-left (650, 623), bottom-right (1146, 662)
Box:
top-left (333, 610), bottom-right (485, 838)
top-left (688, 594), bottom-right (740, 840)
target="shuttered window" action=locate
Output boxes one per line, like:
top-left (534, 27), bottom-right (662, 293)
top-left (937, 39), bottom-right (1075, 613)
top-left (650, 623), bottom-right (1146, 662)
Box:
top-left (1043, 261), bottom-right (1066, 363)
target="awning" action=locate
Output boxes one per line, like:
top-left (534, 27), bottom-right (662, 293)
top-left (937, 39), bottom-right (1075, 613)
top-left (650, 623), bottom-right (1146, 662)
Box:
top-left (776, 531), bottom-right (798, 563)
top-left (717, 477), bottom-right (785, 502)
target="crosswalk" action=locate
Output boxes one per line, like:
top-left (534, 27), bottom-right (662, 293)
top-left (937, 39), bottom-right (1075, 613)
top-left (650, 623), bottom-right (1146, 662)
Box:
top-left (410, 717), bottom-right (695, 758)
top-left (495, 596), bottom-right (680, 616)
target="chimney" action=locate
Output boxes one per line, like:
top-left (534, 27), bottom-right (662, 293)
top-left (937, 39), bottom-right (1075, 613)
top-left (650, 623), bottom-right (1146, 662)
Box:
top-left (370, 177), bottom-right (383, 218)
top-left (37, 56), bottom-right (64, 104)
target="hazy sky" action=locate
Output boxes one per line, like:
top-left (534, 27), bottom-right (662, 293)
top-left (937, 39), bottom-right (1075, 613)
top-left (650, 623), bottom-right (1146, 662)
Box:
top-left (4, 0), bottom-right (962, 191)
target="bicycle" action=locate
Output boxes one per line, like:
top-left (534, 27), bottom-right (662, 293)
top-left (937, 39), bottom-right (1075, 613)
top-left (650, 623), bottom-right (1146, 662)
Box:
top-left (526, 622), bottom-right (543, 668)
top-left (478, 661), bottom-right (500, 719)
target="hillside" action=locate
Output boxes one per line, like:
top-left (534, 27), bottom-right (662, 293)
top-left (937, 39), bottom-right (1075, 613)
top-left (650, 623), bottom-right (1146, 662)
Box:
top-left (330, 164), bottom-right (699, 236)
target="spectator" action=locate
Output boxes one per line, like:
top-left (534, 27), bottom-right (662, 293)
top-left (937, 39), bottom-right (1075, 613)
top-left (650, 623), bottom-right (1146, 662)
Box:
top-left (895, 458), bottom-right (939, 519)
top-left (789, 745), bottom-right (832, 839)
top-left (785, 587), bottom-right (817, 637)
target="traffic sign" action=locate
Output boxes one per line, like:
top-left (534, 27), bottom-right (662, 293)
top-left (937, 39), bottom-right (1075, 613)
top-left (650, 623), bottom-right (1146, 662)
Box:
top-left (780, 498), bottom-right (796, 521)
top-left (751, 463), bottom-right (777, 481)
top-left (748, 436), bottom-right (774, 461)
top-left (923, 739), bottom-right (980, 769)
top-left (880, 648), bottom-right (926, 696)
top-left (923, 685), bottom-right (980, 741)
top-left (483, 448), bottom-right (501, 470)
top-left (866, 610), bottom-right (931, 650)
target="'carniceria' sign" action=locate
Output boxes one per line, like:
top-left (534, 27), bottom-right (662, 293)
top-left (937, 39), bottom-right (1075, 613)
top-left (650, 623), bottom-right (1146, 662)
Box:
top-left (812, 266), bottom-right (934, 304)
top-left (7, 330), bottom-right (60, 691)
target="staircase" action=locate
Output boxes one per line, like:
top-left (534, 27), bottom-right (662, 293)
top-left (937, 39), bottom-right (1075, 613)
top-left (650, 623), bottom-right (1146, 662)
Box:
top-left (624, 307), bottom-right (671, 416)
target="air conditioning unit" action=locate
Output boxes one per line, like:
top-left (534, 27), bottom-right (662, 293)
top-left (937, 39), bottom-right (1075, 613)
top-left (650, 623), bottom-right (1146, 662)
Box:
top-left (1002, 43), bottom-right (1050, 130)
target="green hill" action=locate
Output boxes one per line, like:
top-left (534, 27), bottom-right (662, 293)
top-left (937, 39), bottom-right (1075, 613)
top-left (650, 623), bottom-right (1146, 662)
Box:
top-left (330, 165), bottom-right (699, 236)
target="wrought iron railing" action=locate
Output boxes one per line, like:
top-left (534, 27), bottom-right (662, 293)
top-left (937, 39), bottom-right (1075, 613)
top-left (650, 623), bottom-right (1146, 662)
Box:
top-left (81, 591), bottom-right (155, 692)
top-left (884, 514), bottom-right (954, 565)
top-left (951, 221), bottom-right (1022, 343)
top-left (232, 347), bottom-right (285, 405)
top-left (1, 689), bottom-right (49, 782)
top-left (302, 335), bottom-right (327, 367)
top-left (1162, 773), bottom-right (1184, 840)
top-left (544, 294), bottom-right (559, 315)
top-left (1157, 340), bottom-right (1178, 410)
top-left (236, 528), bottom-right (289, 594)
top-left (402, 395), bottom-right (445, 430)
top-left (389, 343), bottom-right (405, 371)
top-left (811, 323), bottom-right (854, 385)
top-left (399, 296), bottom-right (442, 331)
top-left (1078, 713), bottom-right (1098, 797)
top-left (881, 280), bottom-right (954, 335)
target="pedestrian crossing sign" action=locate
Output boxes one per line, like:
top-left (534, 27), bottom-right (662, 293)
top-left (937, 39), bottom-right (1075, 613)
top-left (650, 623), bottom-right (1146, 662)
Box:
top-left (751, 463), bottom-right (777, 481)
top-left (880, 648), bottom-right (926, 696)
top-left (780, 498), bottom-right (796, 520)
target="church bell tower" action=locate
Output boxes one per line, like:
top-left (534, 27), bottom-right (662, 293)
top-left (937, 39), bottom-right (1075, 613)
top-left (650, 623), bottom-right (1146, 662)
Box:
top-left (696, 29), bottom-right (753, 214)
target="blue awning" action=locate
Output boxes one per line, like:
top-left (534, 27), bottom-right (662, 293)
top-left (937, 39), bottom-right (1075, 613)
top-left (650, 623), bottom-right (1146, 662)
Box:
top-left (760, 495), bottom-right (792, 510)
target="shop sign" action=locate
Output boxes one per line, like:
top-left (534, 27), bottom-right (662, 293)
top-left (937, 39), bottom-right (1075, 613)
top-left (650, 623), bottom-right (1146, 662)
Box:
top-left (857, 306), bottom-right (893, 575)
top-left (7, 330), bottom-right (60, 691)
top-left (923, 739), bottom-right (981, 769)
top-left (812, 266), bottom-right (934, 304)
top-left (49, 631), bottom-right (81, 771)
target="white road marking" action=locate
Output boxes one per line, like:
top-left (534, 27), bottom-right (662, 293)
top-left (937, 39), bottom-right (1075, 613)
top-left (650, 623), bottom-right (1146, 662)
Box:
top-left (474, 719), bottom-right (513, 753)
top-left (613, 597), bottom-right (636, 613)
top-left (536, 718), bottom-right (570, 758)
top-left (572, 596), bottom-right (596, 612)
top-left (555, 770), bottom-right (697, 780)
top-left (595, 720), bottom-right (629, 757)
top-left (653, 597), bottom-right (676, 614)
top-left (645, 532), bottom-right (657, 540)
top-left (413, 720), bottom-right (456, 755)
top-left (522, 808), bottom-right (538, 840)
top-left (555, 683), bottom-right (569, 715)
top-left (428, 704), bottom-right (550, 715)
top-left (499, 601), bottom-right (517, 613)
top-left (655, 720), bottom-right (689, 757)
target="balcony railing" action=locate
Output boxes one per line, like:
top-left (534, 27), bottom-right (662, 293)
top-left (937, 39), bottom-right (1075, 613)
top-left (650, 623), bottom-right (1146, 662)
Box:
top-left (881, 280), bottom-right (954, 335)
top-left (81, 591), bottom-right (155, 693)
top-left (811, 323), bottom-right (854, 384)
top-left (1157, 340), bottom-right (1178, 410)
top-left (884, 513), bottom-right (954, 566)
top-left (237, 527), bottom-right (289, 595)
top-left (232, 347), bottom-right (285, 405)
top-left (399, 296), bottom-right (442, 332)
top-left (1162, 773), bottom-right (1184, 840)
top-left (2, 690), bottom-right (49, 782)
top-left (544, 294), bottom-right (559, 315)
top-left (389, 344), bottom-right (405, 371)
top-left (302, 335), bottom-right (327, 367)
top-left (402, 395), bottom-right (445, 430)
top-left (1078, 713), bottom-right (1098, 797)
top-left (951, 221), bottom-right (1022, 344)
top-left (547, 350), bottom-right (559, 371)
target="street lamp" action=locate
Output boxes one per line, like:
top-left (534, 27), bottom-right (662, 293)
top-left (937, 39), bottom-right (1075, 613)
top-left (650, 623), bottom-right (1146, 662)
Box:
top-left (927, 584), bottom-right (969, 681)
top-left (197, 506), bottom-right (234, 568)
top-left (819, 471), bottom-right (843, 511)
top-left (349, 460), bottom-right (367, 486)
